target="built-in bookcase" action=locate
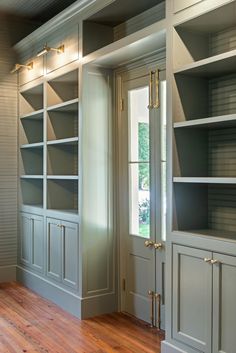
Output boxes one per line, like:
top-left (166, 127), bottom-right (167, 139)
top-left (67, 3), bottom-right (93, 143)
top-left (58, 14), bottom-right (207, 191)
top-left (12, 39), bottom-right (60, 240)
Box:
top-left (19, 69), bottom-right (79, 213)
top-left (172, 1), bottom-right (236, 240)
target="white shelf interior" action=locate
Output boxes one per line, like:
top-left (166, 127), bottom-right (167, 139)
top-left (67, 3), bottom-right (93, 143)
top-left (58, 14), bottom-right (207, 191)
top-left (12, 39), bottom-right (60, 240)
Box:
top-left (47, 104), bottom-right (78, 141)
top-left (173, 183), bottom-right (236, 236)
top-left (83, 20), bottom-right (166, 68)
top-left (20, 178), bottom-right (43, 208)
top-left (47, 143), bottom-right (78, 176)
top-left (47, 179), bottom-right (78, 213)
top-left (20, 111), bottom-right (44, 145)
top-left (47, 70), bottom-right (78, 107)
top-left (173, 1), bottom-right (236, 69)
top-left (20, 146), bottom-right (43, 176)
top-left (83, 0), bottom-right (165, 57)
top-left (174, 126), bottom-right (236, 178)
top-left (20, 84), bottom-right (44, 116)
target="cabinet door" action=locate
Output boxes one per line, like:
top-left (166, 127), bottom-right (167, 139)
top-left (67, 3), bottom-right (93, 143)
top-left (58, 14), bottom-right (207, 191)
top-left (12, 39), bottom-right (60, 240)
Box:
top-left (47, 218), bottom-right (62, 282)
top-left (31, 215), bottom-right (44, 273)
top-left (20, 213), bottom-right (32, 266)
top-left (213, 253), bottom-right (236, 353)
top-left (173, 245), bottom-right (212, 353)
top-left (61, 221), bottom-right (78, 289)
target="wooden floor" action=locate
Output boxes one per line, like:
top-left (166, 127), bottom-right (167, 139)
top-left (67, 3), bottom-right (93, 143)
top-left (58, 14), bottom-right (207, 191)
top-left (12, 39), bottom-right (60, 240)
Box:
top-left (0, 282), bottom-right (164, 353)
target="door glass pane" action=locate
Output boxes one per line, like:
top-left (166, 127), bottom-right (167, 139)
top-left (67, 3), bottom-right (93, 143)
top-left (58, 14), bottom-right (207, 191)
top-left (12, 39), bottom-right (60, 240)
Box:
top-left (128, 86), bottom-right (150, 238)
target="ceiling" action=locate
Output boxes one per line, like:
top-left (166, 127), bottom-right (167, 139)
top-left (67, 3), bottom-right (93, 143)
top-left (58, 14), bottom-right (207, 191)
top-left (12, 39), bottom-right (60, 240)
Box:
top-left (0, 0), bottom-right (79, 23)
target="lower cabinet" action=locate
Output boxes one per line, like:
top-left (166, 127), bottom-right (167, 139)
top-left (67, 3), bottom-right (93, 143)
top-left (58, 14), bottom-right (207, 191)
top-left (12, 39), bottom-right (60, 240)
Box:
top-left (20, 212), bottom-right (44, 273)
top-left (46, 218), bottom-right (78, 290)
top-left (212, 253), bottom-right (236, 353)
top-left (173, 244), bottom-right (236, 353)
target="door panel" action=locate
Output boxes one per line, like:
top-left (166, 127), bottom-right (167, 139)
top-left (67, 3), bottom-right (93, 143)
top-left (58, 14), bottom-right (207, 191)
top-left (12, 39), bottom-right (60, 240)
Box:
top-left (213, 253), bottom-right (236, 353)
top-left (20, 213), bottom-right (31, 266)
top-left (173, 245), bottom-right (212, 353)
top-left (47, 218), bottom-right (62, 281)
top-left (31, 215), bottom-right (44, 272)
top-left (124, 74), bottom-right (155, 325)
top-left (62, 221), bottom-right (78, 288)
top-left (119, 66), bottom-right (166, 326)
top-left (127, 238), bottom-right (154, 323)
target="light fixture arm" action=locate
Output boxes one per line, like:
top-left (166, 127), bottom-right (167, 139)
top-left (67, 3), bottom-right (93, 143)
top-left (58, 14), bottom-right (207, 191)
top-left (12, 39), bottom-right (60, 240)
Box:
top-left (37, 44), bottom-right (64, 57)
top-left (10, 62), bottom-right (33, 74)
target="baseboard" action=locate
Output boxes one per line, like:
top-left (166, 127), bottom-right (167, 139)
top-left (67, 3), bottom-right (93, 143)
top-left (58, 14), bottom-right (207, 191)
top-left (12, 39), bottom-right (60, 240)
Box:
top-left (16, 266), bottom-right (117, 319)
top-left (81, 292), bottom-right (117, 318)
top-left (0, 265), bottom-right (16, 282)
top-left (161, 341), bottom-right (188, 353)
top-left (17, 266), bottom-right (82, 318)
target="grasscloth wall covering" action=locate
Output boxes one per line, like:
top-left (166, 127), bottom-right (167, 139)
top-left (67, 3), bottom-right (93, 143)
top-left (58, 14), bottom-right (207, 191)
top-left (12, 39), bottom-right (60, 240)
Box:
top-left (0, 14), bottom-right (17, 279)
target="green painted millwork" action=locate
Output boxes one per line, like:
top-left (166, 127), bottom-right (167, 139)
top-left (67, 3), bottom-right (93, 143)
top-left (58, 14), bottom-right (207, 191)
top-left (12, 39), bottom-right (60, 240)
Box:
top-left (14, 0), bottom-right (236, 340)
top-left (164, 1), bottom-right (236, 353)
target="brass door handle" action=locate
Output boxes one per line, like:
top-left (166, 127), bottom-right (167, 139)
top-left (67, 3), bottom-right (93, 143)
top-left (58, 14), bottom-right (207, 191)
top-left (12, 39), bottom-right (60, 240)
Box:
top-left (153, 70), bottom-right (160, 109)
top-left (144, 240), bottom-right (155, 248)
top-left (148, 290), bottom-right (154, 327)
top-left (154, 242), bottom-right (163, 250)
top-left (155, 293), bottom-right (161, 330)
top-left (211, 259), bottom-right (220, 265)
top-left (148, 71), bottom-right (155, 109)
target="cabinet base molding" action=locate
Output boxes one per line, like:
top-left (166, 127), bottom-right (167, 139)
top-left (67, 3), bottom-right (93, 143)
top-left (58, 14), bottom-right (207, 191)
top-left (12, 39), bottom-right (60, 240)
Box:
top-left (161, 341), bottom-right (188, 353)
top-left (17, 266), bottom-right (82, 318)
top-left (16, 266), bottom-right (116, 319)
top-left (0, 265), bottom-right (16, 282)
top-left (81, 292), bottom-right (117, 319)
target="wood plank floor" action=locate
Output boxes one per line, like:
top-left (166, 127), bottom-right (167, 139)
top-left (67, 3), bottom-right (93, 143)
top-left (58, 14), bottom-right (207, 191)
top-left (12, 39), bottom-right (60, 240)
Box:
top-left (0, 282), bottom-right (164, 353)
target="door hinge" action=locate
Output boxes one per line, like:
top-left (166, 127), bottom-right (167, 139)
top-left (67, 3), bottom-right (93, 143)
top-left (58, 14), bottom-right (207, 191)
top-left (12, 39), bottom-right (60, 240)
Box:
top-left (122, 278), bottom-right (126, 291)
top-left (120, 98), bottom-right (124, 111)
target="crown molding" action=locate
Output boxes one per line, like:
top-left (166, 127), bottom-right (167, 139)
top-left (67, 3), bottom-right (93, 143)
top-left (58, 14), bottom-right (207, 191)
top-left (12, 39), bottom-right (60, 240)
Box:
top-left (14, 0), bottom-right (96, 51)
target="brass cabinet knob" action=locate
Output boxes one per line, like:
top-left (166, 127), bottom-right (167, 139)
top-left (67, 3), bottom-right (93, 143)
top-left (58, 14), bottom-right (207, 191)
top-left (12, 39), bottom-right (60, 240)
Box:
top-left (204, 258), bottom-right (212, 263)
top-left (144, 240), bottom-right (155, 248)
top-left (211, 259), bottom-right (220, 265)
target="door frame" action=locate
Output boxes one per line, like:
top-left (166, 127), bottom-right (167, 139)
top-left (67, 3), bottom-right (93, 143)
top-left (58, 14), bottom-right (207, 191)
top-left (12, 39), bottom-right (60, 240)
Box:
top-left (115, 54), bottom-right (166, 317)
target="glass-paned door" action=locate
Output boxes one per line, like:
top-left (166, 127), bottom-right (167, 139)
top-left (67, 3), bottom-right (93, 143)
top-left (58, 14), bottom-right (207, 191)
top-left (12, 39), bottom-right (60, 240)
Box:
top-left (118, 65), bottom-right (166, 328)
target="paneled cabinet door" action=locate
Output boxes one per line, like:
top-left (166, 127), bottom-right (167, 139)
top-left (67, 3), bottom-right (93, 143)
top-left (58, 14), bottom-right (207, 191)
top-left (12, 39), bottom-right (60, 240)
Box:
top-left (173, 245), bottom-right (212, 353)
top-left (61, 221), bottom-right (78, 289)
top-left (20, 213), bottom-right (44, 272)
top-left (47, 218), bottom-right (78, 289)
top-left (213, 253), bottom-right (236, 353)
top-left (47, 218), bottom-right (62, 282)
top-left (31, 215), bottom-right (44, 272)
top-left (20, 213), bottom-right (31, 266)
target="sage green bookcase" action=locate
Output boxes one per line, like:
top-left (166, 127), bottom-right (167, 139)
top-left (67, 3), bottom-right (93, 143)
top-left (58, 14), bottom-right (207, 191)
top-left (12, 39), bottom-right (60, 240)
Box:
top-left (16, 0), bottom-right (167, 320)
top-left (163, 1), bottom-right (236, 353)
